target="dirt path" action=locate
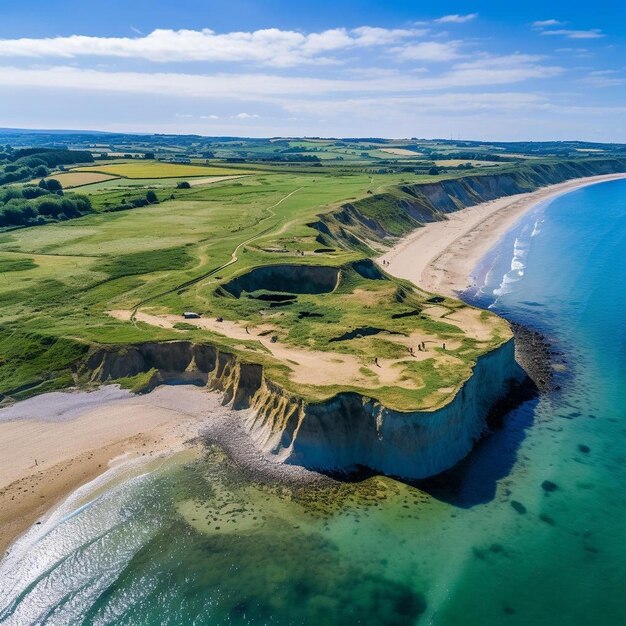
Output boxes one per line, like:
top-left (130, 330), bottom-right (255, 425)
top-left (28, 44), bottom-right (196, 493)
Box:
top-left (111, 309), bottom-right (454, 390)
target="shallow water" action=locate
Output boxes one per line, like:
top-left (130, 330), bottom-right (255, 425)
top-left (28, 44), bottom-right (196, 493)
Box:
top-left (2, 179), bottom-right (626, 625)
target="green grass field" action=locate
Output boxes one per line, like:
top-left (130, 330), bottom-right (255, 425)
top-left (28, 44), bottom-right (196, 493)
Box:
top-left (74, 161), bottom-right (252, 179)
top-left (7, 139), bottom-right (617, 409)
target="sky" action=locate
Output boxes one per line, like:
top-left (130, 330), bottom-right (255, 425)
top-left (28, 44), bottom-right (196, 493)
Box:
top-left (0, 0), bottom-right (625, 141)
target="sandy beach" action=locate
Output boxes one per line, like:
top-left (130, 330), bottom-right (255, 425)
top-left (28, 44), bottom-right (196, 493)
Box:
top-left (0, 382), bottom-right (323, 555)
top-left (0, 385), bottom-right (228, 554)
top-left (379, 173), bottom-right (626, 296)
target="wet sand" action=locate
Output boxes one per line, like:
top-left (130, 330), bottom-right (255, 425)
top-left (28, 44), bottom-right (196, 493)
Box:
top-left (0, 383), bottom-right (322, 554)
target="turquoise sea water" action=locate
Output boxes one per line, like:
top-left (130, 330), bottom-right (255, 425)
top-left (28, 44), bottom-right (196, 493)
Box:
top-left (1, 178), bottom-right (626, 625)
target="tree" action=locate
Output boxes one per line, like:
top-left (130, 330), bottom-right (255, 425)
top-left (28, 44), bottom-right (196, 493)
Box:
top-left (176, 181), bottom-right (191, 189)
top-left (429, 166), bottom-right (440, 176)
top-left (144, 152), bottom-right (155, 160)
top-left (45, 179), bottom-right (63, 193)
top-left (146, 190), bottom-right (158, 204)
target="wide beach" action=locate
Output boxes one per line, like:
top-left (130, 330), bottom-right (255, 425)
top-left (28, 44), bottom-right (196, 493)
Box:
top-left (379, 173), bottom-right (626, 296)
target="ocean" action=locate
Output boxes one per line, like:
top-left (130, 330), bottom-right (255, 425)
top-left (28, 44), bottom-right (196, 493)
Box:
top-left (1, 178), bottom-right (625, 625)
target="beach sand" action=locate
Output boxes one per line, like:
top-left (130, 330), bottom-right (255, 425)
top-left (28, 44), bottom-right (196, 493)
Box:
top-left (0, 385), bottom-right (225, 553)
top-left (379, 173), bottom-right (626, 297)
top-left (0, 383), bottom-right (322, 555)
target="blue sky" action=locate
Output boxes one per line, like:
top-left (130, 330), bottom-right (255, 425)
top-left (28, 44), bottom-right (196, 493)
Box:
top-left (0, 0), bottom-right (625, 140)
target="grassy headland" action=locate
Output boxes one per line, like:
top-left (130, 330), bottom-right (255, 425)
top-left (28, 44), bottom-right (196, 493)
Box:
top-left (1, 134), bottom-right (625, 411)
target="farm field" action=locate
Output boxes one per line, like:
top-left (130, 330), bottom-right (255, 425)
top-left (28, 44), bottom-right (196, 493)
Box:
top-left (379, 148), bottom-right (423, 156)
top-left (74, 174), bottom-right (248, 193)
top-left (32, 171), bottom-right (118, 188)
top-left (74, 161), bottom-right (252, 179)
top-left (434, 159), bottom-right (499, 167)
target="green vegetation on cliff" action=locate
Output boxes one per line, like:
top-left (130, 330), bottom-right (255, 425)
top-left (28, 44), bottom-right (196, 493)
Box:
top-left (0, 134), bottom-right (624, 409)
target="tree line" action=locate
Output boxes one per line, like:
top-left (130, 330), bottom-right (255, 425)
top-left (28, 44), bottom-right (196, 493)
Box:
top-left (0, 147), bottom-right (94, 186)
top-left (0, 183), bottom-right (92, 228)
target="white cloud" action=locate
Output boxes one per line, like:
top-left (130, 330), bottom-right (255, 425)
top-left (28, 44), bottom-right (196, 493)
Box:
top-left (350, 26), bottom-right (427, 45)
top-left (393, 41), bottom-right (462, 62)
top-left (440, 54), bottom-right (562, 88)
top-left (200, 114), bottom-right (219, 119)
top-left (234, 112), bottom-right (260, 119)
top-left (283, 92), bottom-right (549, 117)
top-left (0, 26), bottom-right (424, 67)
top-left (434, 14), bottom-right (478, 24)
top-left (532, 19), bottom-right (562, 27)
top-left (0, 56), bottom-right (562, 100)
top-left (582, 70), bottom-right (626, 87)
top-left (541, 28), bottom-right (604, 39)
top-left (556, 47), bottom-right (590, 54)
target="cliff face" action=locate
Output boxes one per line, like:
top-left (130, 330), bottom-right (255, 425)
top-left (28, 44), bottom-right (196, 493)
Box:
top-left (247, 338), bottom-right (523, 479)
top-left (81, 161), bottom-right (591, 479)
top-left (86, 342), bottom-right (263, 410)
top-left (311, 159), bottom-right (626, 249)
top-left (85, 338), bottom-right (524, 480)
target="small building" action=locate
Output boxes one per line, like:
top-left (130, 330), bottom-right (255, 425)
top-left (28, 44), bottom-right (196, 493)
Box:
top-left (183, 311), bottom-right (200, 319)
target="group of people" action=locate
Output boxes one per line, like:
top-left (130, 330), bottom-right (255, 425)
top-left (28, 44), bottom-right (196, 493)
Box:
top-left (381, 259), bottom-right (390, 266)
top-left (375, 341), bottom-right (448, 367)
top-left (408, 342), bottom-right (428, 355)
top-left (407, 341), bottom-right (446, 356)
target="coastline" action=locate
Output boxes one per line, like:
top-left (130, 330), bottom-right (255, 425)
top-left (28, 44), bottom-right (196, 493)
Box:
top-left (379, 173), bottom-right (626, 297)
top-left (0, 385), bottom-right (226, 554)
top-left (0, 383), bottom-right (324, 555)
top-left (3, 171), bottom-right (625, 556)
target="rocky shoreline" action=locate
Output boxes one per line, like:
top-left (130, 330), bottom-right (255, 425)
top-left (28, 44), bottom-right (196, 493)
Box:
top-left (510, 322), bottom-right (558, 394)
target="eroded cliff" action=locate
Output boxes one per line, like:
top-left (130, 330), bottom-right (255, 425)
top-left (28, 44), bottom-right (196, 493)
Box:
top-left (84, 338), bottom-right (524, 480)
top-left (312, 159), bottom-right (626, 250)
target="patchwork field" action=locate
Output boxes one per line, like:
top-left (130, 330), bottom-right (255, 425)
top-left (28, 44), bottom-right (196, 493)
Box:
top-left (74, 161), bottom-right (252, 179)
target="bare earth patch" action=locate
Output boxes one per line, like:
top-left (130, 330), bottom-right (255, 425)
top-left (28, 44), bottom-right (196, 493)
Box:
top-left (109, 310), bottom-right (457, 392)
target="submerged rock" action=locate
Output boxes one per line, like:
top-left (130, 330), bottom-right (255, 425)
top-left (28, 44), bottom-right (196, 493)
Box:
top-left (541, 480), bottom-right (558, 493)
top-left (511, 501), bottom-right (527, 514)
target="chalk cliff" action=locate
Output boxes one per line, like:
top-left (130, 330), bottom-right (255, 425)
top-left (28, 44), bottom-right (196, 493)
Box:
top-left (85, 338), bottom-right (524, 480)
